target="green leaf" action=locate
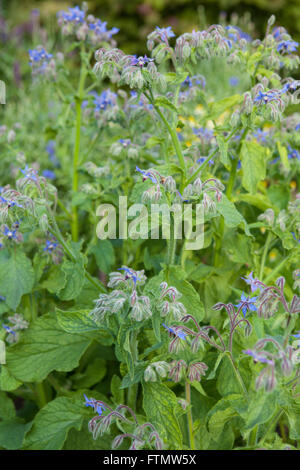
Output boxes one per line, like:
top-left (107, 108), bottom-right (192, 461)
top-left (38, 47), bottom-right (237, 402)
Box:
top-left (216, 355), bottom-right (242, 397)
top-left (56, 308), bottom-right (99, 333)
top-left (22, 397), bottom-right (85, 450)
top-left (216, 195), bottom-right (251, 236)
top-left (240, 141), bottom-right (270, 194)
top-left (276, 142), bottom-right (290, 171)
top-left (63, 418), bottom-right (112, 450)
top-left (41, 266), bottom-right (67, 294)
top-left (208, 94), bottom-right (241, 120)
top-left (242, 391), bottom-right (277, 430)
top-left (142, 382), bottom-right (183, 449)
top-left (236, 193), bottom-right (273, 211)
top-left (0, 418), bottom-right (32, 450)
top-left (0, 365), bottom-right (22, 391)
top-left (190, 380), bottom-right (208, 397)
top-left (91, 240), bottom-right (115, 274)
top-left (0, 249), bottom-right (35, 310)
top-left (207, 396), bottom-right (239, 440)
top-left (0, 390), bottom-right (15, 419)
top-left (2, 314), bottom-right (93, 385)
top-left (72, 358), bottom-right (106, 389)
top-left (111, 375), bottom-right (124, 404)
top-left (58, 255), bottom-right (85, 301)
top-left (120, 362), bottom-right (147, 389)
top-left (216, 135), bottom-right (229, 165)
top-left (155, 96), bottom-right (177, 113)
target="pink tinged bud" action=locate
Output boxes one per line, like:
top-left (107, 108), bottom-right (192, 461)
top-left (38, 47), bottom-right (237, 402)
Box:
top-left (188, 361), bottom-right (208, 381)
top-left (130, 290), bottom-right (137, 306)
top-left (281, 357), bottom-right (293, 377)
top-left (112, 434), bottom-right (124, 449)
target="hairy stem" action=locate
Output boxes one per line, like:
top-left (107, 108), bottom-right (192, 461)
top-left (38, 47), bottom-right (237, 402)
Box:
top-left (185, 382), bottom-right (195, 450)
top-left (259, 231), bottom-right (272, 281)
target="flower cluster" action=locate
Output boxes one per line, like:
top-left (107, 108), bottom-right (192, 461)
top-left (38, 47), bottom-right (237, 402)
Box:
top-left (2, 314), bottom-right (29, 344)
top-left (86, 399), bottom-right (164, 450)
top-left (29, 46), bottom-right (55, 79)
top-left (57, 5), bottom-right (119, 46)
top-left (244, 336), bottom-right (299, 392)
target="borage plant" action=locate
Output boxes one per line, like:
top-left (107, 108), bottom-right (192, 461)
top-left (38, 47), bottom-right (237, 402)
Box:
top-left (0, 4), bottom-right (299, 451)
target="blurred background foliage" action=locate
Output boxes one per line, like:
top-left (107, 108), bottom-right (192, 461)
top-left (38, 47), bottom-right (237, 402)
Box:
top-left (0, 0), bottom-right (300, 94)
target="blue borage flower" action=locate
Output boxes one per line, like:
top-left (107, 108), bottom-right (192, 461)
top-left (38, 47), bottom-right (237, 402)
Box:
top-left (292, 331), bottom-right (300, 346)
top-left (175, 190), bottom-right (189, 203)
top-left (229, 76), bottom-right (239, 87)
top-left (241, 271), bottom-right (261, 293)
top-left (20, 165), bottom-right (38, 182)
top-left (118, 267), bottom-right (141, 285)
top-left (0, 196), bottom-right (23, 209)
top-left (91, 90), bottom-right (117, 112)
top-left (193, 127), bottom-right (214, 142)
top-left (3, 225), bottom-right (17, 240)
top-left (181, 75), bottom-right (205, 88)
top-left (119, 139), bottom-right (131, 148)
top-left (46, 140), bottom-right (60, 168)
top-left (29, 48), bottom-right (53, 65)
top-left (83, 394), bottom-right (104, 416)
top-left (277, 40), bottom-right (299, 54)
top-left (243, 349), bottom-right (274, 365)
top-left (197, 157), bottom-right (214, 166)
top-left (155, 26), bottom-right (175, 42)
top-left (89, 20), bottom-right (119, 39)
top-left (287, 146), bottom-right (300, 161)
top-left (162, 323), bottom-right (187, 340)
top-left (2, 324), bottom-right (16, 336)
top-left (225, 25), bottom-right (252, 43)
top-left (58, 5), bottom-right (85, 24)
top-left (44, 240), bottom-right (59, 253)
top-left (235, 293), bottom-right (257, 318)
top-left (129, 91), bottom-right (153, 111)
top-left (135, 166), bottom-right (158, 184)
top-left (0, 295), bottom-right (5, 301)
top-left (254, 90), bottom-right (281, 104)
top-left (130, 55), bottom-right (154, 67)
top-left (253, 128), bottom-right (269, 144)
top-left (42, 170), bottom-right (56, 180)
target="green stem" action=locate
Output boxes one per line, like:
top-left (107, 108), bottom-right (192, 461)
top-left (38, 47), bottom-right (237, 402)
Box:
top-left (226, 352), bottom-right (249, 400)
top-left (248, 425), bottom-right (258, 447)
top-left (144, 91), bottom-right (186, 176)
top-left (47, 216), bottom-right (106, 293)
top-left (259, 231), bottom-right (272, 281)
top-left (71, 54), bottom-right (88, 242)
top-left (185, 382), bottom-right (195, 450)
top-left (35, 382), bottom-right (47, 409)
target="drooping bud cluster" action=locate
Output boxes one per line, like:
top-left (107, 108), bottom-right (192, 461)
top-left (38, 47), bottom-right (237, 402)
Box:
top-left (144, 361), bottom-right (170, 382)
top-left (243, 335), bottom-right (298, 392)
top-left (157, 282), bottom-right (186, 320)
top-left (90, 266), bottom-right (152, 323)
top-left (94, 48), bottom-right (166, 91)
top-left (86, 398), bottom-right (164, 450)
